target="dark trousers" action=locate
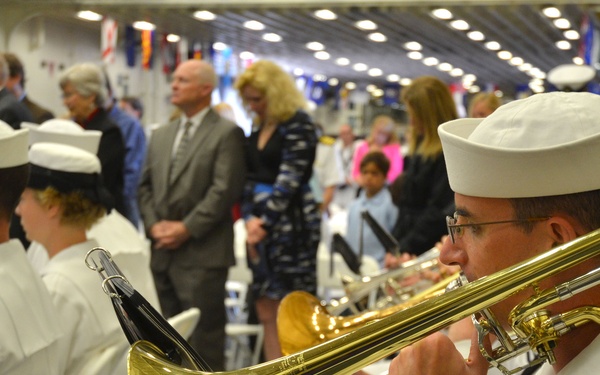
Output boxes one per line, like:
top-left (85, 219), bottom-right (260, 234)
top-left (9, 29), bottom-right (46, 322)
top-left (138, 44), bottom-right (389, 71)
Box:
top-left (153, 265), bottom-right (228, 371)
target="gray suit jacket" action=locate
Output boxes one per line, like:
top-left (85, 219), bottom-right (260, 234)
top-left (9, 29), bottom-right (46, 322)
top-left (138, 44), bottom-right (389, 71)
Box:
top-left (138, 108), bottom-right (246, 270)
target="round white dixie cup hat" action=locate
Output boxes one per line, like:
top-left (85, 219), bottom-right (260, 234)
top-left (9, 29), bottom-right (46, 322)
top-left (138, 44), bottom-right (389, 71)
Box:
top-left (29, 142), bottom-right (101, 174)
top-left (0, 120), bottom-right (29, 168)
top-left (547, 64), bottom-right (596, 92)
top-left (439, 91), bottom-right (600, 198)
top-left (23, 118), bottom-right (102, 154)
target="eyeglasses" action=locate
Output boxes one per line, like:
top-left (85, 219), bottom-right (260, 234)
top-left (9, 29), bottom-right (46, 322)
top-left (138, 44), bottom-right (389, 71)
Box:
top-left (446, 215), bottom-right (550, 244)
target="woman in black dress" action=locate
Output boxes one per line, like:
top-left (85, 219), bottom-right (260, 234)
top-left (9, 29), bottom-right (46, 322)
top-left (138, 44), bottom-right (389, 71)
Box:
top-left (235, 60), bottom-right (320, 360)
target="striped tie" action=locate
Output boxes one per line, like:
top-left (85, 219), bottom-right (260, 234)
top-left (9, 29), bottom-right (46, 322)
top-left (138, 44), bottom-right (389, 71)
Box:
top-left (170, 121), bottom-right (192, 183)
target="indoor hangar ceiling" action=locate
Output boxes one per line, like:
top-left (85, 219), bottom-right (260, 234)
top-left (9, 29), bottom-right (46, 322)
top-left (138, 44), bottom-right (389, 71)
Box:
top-left (5, 0), bottom-right (600, 97)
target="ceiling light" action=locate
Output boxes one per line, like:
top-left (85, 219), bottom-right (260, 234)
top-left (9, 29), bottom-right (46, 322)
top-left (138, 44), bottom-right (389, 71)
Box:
top-left (239, 51), bottom-right (255, 60)
top-left (133, 21), bottom-right (155, 31)
top-left (509, 56), bottom-right (524, 66)
top-left (423, 57), bottom-right (439, 66)
top-left (306, 41), bottom-right (325, 51)
top-left (368, 32), bottom-right (387, 42)
top-left (314, 9), bottom-right (337, 20)
top-left (431, 8), bottom-right (453, 20)
top-left (530, 78), bottom-right (544, 86)
top-left (467, 31), bottom-right (485, 41)
top-left (407, 51), bottom-right (423, 60)
top-left (450, 20), bottom-right (470, 31)
top-left (495, 90), bottom-right (504, 98)
top-left (293, 68), bottom-right (304, 76)
top-left (213, 42), bottom-right (227, 51)
top-left (368, 68), bottom-right (383, 77)
top-left (314, 51), bottom-right (330, 60)
top-left (542, 7), bottom-right (561, 19)
top-left (372, 89), bottom-right (384, 97)
top-left (555, 40), bottom-right (571, 50)
top-left (345, 82), bottom-right (357, 90)
top-left (518, 63), bottom-right (532, 72)
top-left (366, 84), bottom-right (377, 92)
top-left (166, 34), bottom-right (181, 43)
top-left (564, 30), bottom-right (580, 40)
top-left (529, 81), bottom-right (545, 93)
top-left (437, 62), bottom-right (453, 72)
top-left (497, 50), bottom-right (513, 60)
top-left (313, 74), bottom-right (327, 82)
top-left (449, 68), bottom-right (464, 77)
top-left (263, 33), bottom-right (282, 42)
top-left (76, 10), bottom-right (102, 21)
top-left (193, 10), bottom-right (216, 21)
top-left (335, 57), bottom-right (350, 66)
top-left (328, 78), bottom-right (339, 86)
top-left (244, 20), bottom-right (265, 30)
top-left (463, 73), bottom-right (477, 82)
top-left (353, 63), bottom-right (368, 72)
top-left (355, 20), bottom-right (377, 30)
top-left (404, 41), bottom-right (422, 51)
top-left (553, 18), bottom-right (571, 29)
top-left (386, 74), bottom-right (400, 82)
top-left (529, 68), bottom-right (546, 79)
top-left (485, 41), bottom-right (501, 51)
top-left (573, 56), bottom-right (584, 65)
top-left (468, 85), bottom-right (481, 94)
top-left (400, 78), bottom-right (412, 86)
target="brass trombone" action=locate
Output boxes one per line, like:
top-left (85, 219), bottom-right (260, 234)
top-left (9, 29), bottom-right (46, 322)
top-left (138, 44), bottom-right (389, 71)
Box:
top-left (126, 228), bottom-right (600, 375)
top-left (278, 273), bottom-right (459, 355)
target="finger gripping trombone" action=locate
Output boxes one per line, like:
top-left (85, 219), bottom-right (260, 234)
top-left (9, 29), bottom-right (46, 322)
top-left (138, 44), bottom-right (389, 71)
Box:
top-left (119, 229), bottom-right (600, 375)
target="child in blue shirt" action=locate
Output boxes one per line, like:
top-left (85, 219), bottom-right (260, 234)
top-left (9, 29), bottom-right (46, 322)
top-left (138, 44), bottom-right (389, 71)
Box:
top-left (345, 151), bottom-right (399, 268)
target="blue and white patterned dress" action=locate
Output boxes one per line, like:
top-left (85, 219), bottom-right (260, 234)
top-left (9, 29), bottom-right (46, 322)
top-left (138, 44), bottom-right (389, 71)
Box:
top-left (242, 110), bottom-right (321, 299)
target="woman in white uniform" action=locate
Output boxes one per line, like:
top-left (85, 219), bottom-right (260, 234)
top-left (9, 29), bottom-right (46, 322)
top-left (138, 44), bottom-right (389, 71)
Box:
top-left (0, 124), bottom-right (64, 375)
top-left (15, 142), bottom-right (125, 375)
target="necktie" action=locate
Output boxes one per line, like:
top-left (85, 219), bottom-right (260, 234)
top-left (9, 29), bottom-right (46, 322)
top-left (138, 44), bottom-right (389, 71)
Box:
top-left (170, 121), bottom-right (192, 183)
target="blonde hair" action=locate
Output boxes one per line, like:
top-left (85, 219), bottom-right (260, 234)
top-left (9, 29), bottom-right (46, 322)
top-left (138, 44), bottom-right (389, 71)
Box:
top-left (34, 187), bottom-right (105, 229)
top-left (234, 60), bottom-right (306, 123)
top-left (401, 76), bottom-right (458, 159)
top-left (468, 92), bottom-right (501, 117)
top-left (366, 115), bottom-right (399, 145)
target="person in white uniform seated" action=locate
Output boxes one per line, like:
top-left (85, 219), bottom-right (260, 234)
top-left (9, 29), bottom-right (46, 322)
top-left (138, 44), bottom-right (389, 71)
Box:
top-left (0, 122), bottom-right (65, 374)
top-left (23, 119), bottom-right (161, 310)
top-left (15, 141), bottom-right (126, 375)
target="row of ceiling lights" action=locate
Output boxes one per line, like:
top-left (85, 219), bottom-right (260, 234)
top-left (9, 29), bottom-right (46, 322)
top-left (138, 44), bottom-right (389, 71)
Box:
top-left (77, 6), bottom-right (583, 98)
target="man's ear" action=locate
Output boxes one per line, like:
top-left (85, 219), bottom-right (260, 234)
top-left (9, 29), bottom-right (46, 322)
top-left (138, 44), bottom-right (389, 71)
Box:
top-left (547, 216), bottom-right (578, 246)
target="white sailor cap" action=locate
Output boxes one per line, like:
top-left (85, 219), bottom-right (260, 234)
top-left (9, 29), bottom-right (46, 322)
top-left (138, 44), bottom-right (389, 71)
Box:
top-left (0, 120), bottom-right (29, 168)
top-left (22, 119), bottom-right (101, 154)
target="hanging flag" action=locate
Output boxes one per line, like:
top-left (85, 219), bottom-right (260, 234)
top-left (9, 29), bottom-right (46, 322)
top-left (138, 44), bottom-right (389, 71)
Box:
top-left (383, 83), bottom-right (400, 105)
top-left (176, 36), bottom-right (188, 66)
top-left (141, 29), bottom-right (154, 70)
top-left (579, 12), bottom-right (600, 66)
top-left (101, 17), bottom-right (118, 64)
top-left (124, 25), bottom-right (136, 67)
top-left (160, 34), bottom-right (175, 74)
top-left (193, 42), bottom-right (202, 60)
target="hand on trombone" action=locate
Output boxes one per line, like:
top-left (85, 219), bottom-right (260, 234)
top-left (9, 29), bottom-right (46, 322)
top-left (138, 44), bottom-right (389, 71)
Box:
top-left (389, 329), bottom-right (491, 375)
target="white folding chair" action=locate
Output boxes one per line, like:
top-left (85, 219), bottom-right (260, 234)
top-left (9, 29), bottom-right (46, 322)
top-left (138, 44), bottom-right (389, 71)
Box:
top-left (224, 279), bottom-right (264, 370)
top-left (168, 307), bottom-right (202, 340)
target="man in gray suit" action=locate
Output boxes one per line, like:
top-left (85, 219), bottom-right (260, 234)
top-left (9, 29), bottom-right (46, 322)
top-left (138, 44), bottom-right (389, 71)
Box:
top-left (138, 60), bottom-right (246, 370)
